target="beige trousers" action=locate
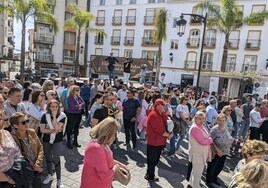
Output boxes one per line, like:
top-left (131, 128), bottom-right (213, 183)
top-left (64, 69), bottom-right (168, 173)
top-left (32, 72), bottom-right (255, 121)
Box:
top-left (189, 162), bottom-right (205, 188)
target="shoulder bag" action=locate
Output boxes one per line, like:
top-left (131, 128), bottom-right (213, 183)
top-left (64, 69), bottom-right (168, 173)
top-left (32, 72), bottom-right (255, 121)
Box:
top-left (114, 164), bottom-right (131, 186)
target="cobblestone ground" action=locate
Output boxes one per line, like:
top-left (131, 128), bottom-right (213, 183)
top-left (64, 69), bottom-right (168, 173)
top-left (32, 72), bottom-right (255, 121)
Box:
top-left (43, 125), bottom-right (240, 188)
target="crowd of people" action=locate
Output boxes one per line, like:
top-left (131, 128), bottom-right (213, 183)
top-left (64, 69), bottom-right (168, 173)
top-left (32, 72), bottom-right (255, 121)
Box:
top-left (0, 75), bottom-right (268, 188)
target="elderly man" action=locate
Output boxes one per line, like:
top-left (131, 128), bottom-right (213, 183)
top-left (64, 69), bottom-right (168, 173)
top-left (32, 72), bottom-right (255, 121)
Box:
top-left (145, 99), bottom-right (172, 188)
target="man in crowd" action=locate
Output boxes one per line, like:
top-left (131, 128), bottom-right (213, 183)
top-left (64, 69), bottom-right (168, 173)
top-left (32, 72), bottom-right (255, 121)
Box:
top-left (218, 95), bottom-right (229, 113)
top-left (105, 52), bottom-right (119, 84)
top-left (90, 79), bottom-right (99, 102)
top-left (122, 89), bottom-right (141, 149)
top-left (117, 84), bottom-right (128, 103)
top-left (206, 98), bottom-right (218, 128)
top-left (239, 97), bottom-right (254, 139)
top-left (123, 58), bottom-right (132, 84)
top-left (112, 79), bottom-right (122, 91)
top-left (80, 80), bottom-right (91, 119)
top-left (230, 100), bottom-right (238, 136)
top-left (60, 78), bottom-right (75, 112)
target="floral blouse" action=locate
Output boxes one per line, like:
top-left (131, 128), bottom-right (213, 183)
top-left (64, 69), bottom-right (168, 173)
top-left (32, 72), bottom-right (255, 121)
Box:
top-left (0, 130), bottom-right (21, 172)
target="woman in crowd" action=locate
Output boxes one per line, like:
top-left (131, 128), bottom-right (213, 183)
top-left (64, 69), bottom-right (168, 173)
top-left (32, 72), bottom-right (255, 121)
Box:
top-left (221, 105), bottom-right (234, 134)
top-left (206, 114), bottom-right (234, 188)
top-left (188, 111), bottom-right (213, 188)
top-left (137, 90), bottom-right (149, 141)
top-left (0, 94), bottom-right (9, 130)
top-left (43, 80), bottom-right (59, 101)
top-left (173, 96), bottom-right (190, 154)
top-left (144, 90), bottom-right (152, 104)
top-left (66, 85), bottom-right (85, 149)
top-left (40, 100), bottom-right (66, 188)
top-left (249, 103), bottom-right (268, 140)
top-left (22, 82), bottom-right (32, 112)
top-left (235, 99), bottom-right (243, 138)
top-left (80, 117), bottom-right (127, 188)
top-left (229, 159), bottom-right (268, 188)
top-left (234, 139), bottom-right (268, 174)
top-left (10, 112), bottom-right (44, 188)
top-left (0, 118), bottom-right (20, 186)
top-left (260, 100), bottom-right (268, 143)
top-left (89, 93), bottom-right (103, 126)
top-left (28, 90), bottom-right (46, 135)
top-left (190, 99), bottom-right (205, 118)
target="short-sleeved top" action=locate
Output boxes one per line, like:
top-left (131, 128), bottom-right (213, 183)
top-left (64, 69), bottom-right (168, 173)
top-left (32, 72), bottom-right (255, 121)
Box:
top-left (40, 113), bottom-right (66, 143)
top-left (93, 105), bottom-right (115, 123)
top-left (61, 88), bottom-right (69, 110)
top-left (176, 104), bottom-right (190, 119)
top-left (122, 98), bottom-right (141, 119)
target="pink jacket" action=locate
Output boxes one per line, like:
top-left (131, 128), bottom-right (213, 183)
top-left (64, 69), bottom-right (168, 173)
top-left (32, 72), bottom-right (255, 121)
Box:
top-left (81, 141), bottom-right (114, 188)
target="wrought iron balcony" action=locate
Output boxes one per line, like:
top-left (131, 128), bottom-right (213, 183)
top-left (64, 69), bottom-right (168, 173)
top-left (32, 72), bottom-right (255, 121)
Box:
top-left (184, 61), bottom-right (197, 69)
top-left (186, 38), bottom-right (200, 48)
top-left (204, 38), bottom-right (216, 48)
top-left (63, 55), bottom-right (75, 63)
top-left (228, 39), bottom-right (240, 49)
top-left (95, 17), bottom-right (105, 25)
top-left (242, 63), bottom-right (257, 72)
top-left (125, 16), bottom-right (136, 25)
top-left (144, 16), bottom-right (155, 25)
top-left (35, 54), bottom-right (53, 62)
top-left (112, 16), bottom-right (122, 25)
top-left (225, 63), bottom-right (236, 72)
top-left (124, 37), bottom-right (134, 46)
top-left (245, 39), bottom-right (261, 50)
top-left (111, 36), bottom-right (121, 45)
top-left (35, 34), bottom-right (54, 45)
top-left (201, 62), bottom-right (213, 70)
top-left (142, 37), bottom-right (158, 46)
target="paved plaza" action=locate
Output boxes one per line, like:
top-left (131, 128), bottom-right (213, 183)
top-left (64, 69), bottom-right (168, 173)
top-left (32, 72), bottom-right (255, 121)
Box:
top-left (45, 125), bottom-right (240, 188)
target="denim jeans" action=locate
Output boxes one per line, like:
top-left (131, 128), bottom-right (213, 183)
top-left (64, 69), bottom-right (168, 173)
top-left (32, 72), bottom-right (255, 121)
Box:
top-left (168, 133), bottom-right (185, 155)
top-left (238, 119), bottom-right (250, 139)
top-left (109, 68), bottom-right (115, 84)
top-left (232, 122), bottom-right (241, 137)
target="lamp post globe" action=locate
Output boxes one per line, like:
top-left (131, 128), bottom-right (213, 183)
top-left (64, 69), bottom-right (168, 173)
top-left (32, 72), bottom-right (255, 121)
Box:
top-left (176, 15), bottom-right (187, 37)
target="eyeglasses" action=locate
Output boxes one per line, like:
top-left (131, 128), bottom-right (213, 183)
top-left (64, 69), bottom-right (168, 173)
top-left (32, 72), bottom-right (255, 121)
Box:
top-left (20, 119), bottom-right (30, 125)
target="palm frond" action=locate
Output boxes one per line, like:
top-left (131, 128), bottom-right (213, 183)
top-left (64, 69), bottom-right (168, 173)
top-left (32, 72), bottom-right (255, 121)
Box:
top-left (244, 11), bottom-right (268, 25)
top-left (154, 9), bottom-right (168, 43)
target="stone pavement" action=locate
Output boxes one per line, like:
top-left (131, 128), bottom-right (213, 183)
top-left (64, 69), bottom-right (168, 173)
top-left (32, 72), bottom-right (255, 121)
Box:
top-left (44, 126), bottom-right (240, 188)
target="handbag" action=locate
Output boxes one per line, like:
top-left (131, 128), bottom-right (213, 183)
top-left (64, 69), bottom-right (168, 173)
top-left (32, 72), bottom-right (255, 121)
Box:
top-left (114, 164), bottom-right (131, 186)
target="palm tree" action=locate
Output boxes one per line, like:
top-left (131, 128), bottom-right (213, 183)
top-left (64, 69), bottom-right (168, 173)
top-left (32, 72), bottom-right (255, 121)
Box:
top-left (0, 0), bottom-right (58, 84)
top-left (154, 9), bottom-right (168, 85)
top-left (195, 0), bottom-right (268, 93)
top-left (64, 3), bottom-right (105, 77)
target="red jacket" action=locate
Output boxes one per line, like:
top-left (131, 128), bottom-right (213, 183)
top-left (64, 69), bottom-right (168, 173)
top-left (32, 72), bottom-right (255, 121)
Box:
top-left (146, 110), bottom-right (168, 146)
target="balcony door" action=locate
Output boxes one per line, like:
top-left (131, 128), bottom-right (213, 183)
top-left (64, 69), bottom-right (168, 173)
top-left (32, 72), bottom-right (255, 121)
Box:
top-left (189, 29), bottom-right (200, 46)
top-left (205, 29), bottom-right (216, 47)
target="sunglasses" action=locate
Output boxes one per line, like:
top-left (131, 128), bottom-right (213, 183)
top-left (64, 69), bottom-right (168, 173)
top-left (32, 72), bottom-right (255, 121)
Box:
top-left (40, 94), bottom-right (46, 97)
top-left (20, 119), bottom-right (30, 125)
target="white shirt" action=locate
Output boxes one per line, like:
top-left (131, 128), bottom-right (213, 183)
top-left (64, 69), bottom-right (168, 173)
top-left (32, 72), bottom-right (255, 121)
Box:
top-left (117, 89), bottom-right (127, 103)
top-left (176, 104), bottom-right (189, 119)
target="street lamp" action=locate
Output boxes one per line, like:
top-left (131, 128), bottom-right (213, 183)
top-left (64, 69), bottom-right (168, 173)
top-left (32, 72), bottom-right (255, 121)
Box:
top-left (169, 52), bottom-right (173, 63)
top-left (176, 13), bottom-right (207, 94)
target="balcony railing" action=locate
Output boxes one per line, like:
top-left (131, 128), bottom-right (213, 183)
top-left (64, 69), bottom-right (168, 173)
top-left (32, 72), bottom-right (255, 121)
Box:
top-left (228, 39), bottom-right (240, 49)
top-left (95, 17), bottom-right (105, 25)
top-left (64, 56), bottom-right (75, 62)
top-left (245, 39), bottom-right (261, 50)
top-left (125, 16), bottom-right (136, 25)
top-left (112, 16), bottom-right (122, 25)
top-left (144, 16), bottom-right (155, 25)
top-left (242, 64), bottom-right (257, 72)
top-left (142, 37), bottom-right (158, 46)
top-left (186, 38), bottom-right (200, 48)
top-left (124, 37), bottom-right (134, 46)
top-left (35, 35), bottom-right (54, 44)
top-left (225, 63), bottom-right (236, 72)
top-left (202, 62), bottom-right (213, 70)
top-left (184, 61), bottom-right (197, 69)
top-left (35, 54), bottom-right (53, 62)
top-left (94, 36), bottom-right (104, 45)
top-left (111, 36), bottom-right (121, 45)
top-left (204, 38), bottom-right (216, 48)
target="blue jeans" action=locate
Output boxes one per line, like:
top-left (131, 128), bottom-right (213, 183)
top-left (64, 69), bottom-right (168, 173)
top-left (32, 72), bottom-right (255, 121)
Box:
top-left (238, 119), bottom-right (250, 139)
top-left (232, 122), bottom-right (240, 137)
top-left (168, 133), bottom-right (185, 155)
top-left (109, 68), bottom-right (115, 84)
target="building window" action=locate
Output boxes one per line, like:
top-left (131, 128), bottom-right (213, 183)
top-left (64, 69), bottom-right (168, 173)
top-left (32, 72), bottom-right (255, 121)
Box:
top-left (125, 49), bottom-right (133, 58)
top-left (65, 12), bottom-right (72, 21)
top-left (246, 30), bottom-right (261, 49)
top-left (124, 30), bottom-right (135, 45)
top-left (185, 52), bottom-right (197, 69)
top-left (94, 33), bottom-right (104, 45)
top-left (173, 18), bottom-right (179, 28)
top-left (141, 51), bottom-right (157, 59)
top-left (111, 30), bottom-right (121, 45)
top-left (187, 29), bottom-right (200, 47)
top-left (66, 0), bottom-right (77, 5)
top-left (204, 29), bottom-right (216, 47)
top-left (229, 30), bottom-right (240, 49)
top-left (202, 52), bottom-right (213, 70)
top-left (116, 0), bottom-right (122, 5)
top-left (100, 0), bottom-right (105, 5)
top-left (244, 55), bottom-right (257, 71)
top-left (252, 5), bottom-right (266, 13)
top-left (126, 9), bottom-right (136, 25)
top-left (144, 8), bottom-right (159, 25)
top-left (170, 40), bottom-right (178, 49)
top-left (111, 49), bottom-right (119, 57)
top-left (95, 48), bottom-right (103, 55)
top-left (113, 10), bottom-right (122, 25)
top-left (158, 0), bottom-right (165, 2)
top-left (96, 10), bottom-right (105, 25)
top-left (226, 54), bottom-right (236, 72)
top-left (64, 32), bottom-right (76, 44)
top-left (63, 50), bottom-right (75, 62)
top-left (130, 0), bottom-right (136, 4)
top-left (148, 0), bottom-right (155, 3)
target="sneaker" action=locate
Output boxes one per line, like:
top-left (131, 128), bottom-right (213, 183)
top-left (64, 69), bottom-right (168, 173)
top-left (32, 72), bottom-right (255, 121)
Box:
top-left (147, 181), bottom-right (156, 188)
top-left (43, 174), bottom-right (54, 184)
top-left (57, 179), bottom-right (64, 188)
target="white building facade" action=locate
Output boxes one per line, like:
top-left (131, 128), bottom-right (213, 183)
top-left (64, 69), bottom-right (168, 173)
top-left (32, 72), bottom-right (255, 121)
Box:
top-left (88, 0), bottom-right (268, 97)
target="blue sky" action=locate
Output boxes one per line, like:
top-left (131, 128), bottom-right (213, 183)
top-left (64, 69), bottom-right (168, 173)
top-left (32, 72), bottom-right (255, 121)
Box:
top-left (14, 18), bottom-right (34, 53)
